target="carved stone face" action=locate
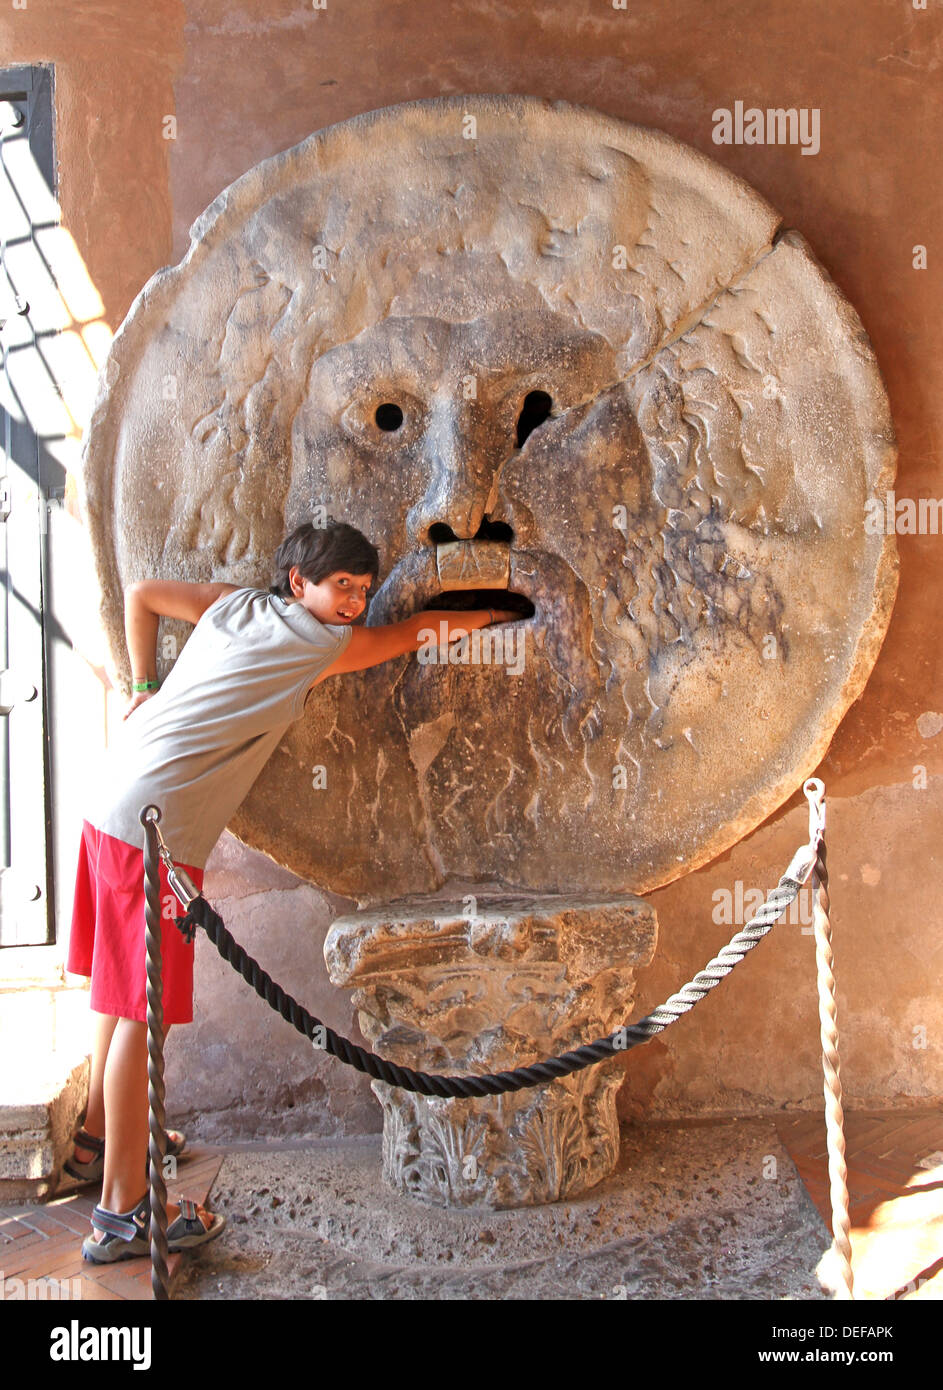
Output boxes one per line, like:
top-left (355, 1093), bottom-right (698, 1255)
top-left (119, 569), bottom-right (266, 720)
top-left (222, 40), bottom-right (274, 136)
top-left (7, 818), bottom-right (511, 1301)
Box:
top-left (85, 96), bottom-right (897, 905)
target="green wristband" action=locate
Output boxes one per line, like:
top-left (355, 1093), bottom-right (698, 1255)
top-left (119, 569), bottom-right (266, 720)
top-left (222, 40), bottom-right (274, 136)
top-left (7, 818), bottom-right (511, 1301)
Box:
top-left (132, 679), bottom-right (160, 693)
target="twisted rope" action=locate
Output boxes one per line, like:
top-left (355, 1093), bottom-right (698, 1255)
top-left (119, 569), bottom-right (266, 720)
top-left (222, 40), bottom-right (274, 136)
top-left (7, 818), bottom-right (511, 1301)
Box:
top-left (172, 840), bottom-right (819, 1100)
top-left (142, 808), bottom-right (170, 1303)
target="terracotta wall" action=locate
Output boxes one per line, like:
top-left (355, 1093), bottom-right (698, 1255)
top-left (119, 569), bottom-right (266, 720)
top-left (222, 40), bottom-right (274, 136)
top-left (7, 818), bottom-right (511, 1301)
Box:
top-left (2, 0), bottom-right (940, 1133)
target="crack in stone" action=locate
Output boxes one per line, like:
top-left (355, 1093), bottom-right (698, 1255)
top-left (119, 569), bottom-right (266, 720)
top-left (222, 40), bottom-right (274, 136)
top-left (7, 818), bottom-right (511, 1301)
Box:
top-left (515, 222), bottom-right (790, 441)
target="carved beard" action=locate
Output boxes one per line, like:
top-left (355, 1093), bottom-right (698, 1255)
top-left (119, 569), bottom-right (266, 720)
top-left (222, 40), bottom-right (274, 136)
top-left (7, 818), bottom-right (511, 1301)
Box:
top-left (286, 379), bottom-right (787, 902)
top-left (367, 543), bottom-right (607, 863)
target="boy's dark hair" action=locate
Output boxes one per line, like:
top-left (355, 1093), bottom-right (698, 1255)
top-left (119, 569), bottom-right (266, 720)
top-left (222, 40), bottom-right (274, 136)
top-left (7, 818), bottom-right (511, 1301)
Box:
top-left (269, 517), bottom-right (380, 599)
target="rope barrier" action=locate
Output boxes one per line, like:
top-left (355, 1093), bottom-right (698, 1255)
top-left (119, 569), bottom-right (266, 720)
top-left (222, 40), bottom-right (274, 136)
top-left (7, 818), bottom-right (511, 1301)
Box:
top-left (154, 782), bottom-right (827, 1100)
top-left (142, 777), bottom-right (852, 1300)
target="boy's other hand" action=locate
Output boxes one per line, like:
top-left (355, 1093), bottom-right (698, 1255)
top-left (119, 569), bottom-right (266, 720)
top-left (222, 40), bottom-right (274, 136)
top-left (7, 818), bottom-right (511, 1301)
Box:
top-left (123, 691), bottom-right (156, 721)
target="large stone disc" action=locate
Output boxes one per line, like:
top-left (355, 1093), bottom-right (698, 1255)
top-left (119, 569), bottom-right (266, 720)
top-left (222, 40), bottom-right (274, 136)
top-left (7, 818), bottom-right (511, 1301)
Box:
top-left (82, 94), bottom-right (897, 904)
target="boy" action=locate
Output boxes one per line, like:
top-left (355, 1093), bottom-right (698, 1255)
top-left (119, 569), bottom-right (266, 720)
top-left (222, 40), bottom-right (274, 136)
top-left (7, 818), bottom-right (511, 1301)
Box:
top-left (67, 517), bottom-right (517, 1262)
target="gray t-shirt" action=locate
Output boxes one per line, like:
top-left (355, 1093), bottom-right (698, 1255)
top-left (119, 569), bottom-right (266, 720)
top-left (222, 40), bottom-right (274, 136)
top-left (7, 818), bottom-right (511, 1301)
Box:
top-left (88, 587), bottom-right (353, 868)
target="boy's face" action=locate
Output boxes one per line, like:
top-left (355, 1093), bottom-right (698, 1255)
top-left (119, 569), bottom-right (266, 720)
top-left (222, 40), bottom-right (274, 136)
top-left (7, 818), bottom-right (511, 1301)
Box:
top-left (289, 565), bottom-right (373, 625)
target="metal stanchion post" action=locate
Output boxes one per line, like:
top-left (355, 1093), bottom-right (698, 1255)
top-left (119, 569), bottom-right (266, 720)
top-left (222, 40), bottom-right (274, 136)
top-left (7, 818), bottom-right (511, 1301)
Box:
top-left (804, 778), bottom-right (854, 1301)
top-left (141, 805), bottom-right (170, 1302)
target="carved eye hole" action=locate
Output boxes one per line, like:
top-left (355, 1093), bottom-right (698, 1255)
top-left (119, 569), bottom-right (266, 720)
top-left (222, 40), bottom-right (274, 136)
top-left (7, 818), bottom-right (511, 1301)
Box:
top-left (375, 402), bottom-right (404, 432)
top-left (516, 390), bottom-right (553, 447)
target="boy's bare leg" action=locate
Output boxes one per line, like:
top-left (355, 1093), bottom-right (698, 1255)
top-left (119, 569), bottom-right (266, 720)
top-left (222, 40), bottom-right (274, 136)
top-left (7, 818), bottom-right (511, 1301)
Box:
top-left (89, 1017), bottom-right (214, 1237)
top-left (74, 1011), bottom-right (118, 1162)
top-left (74, 1015), bottom-right (184, 1164)
top-left (96, 1017), bottom-right (150, 1217)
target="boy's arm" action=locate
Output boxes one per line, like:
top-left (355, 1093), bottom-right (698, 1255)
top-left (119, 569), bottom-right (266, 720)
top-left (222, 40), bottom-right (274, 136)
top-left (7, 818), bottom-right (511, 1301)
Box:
top-left (123, 580), bottom-right (240, 714)
top-left (309, 608), bottom-right (518, 688)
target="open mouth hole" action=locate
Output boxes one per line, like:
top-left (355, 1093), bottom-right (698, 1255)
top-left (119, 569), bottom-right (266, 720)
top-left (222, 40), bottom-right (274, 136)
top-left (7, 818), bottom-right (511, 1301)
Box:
top-left (420, 588), bottom-right (535, 618)
top-left (429, 518), bottom-right (514, 544)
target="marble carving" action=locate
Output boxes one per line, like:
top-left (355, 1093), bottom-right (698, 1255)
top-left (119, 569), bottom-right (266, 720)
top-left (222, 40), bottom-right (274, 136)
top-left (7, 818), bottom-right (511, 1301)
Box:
top-left (83, 94), bottom-right (897, 903)
top-left (81, 95), bottom-right (898, 1206)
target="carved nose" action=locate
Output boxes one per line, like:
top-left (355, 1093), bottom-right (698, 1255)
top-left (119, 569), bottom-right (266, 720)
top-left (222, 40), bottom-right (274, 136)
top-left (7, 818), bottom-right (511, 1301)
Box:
top-left (415, 475), bottom-right (488, 547)
top-left (412, 389), bottom-right (554, 549)
top-left (411, 399), bottom-right (496, 542)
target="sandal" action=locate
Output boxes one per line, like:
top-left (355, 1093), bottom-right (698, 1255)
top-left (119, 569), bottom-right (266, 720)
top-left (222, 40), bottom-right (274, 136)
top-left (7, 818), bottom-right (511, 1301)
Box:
top-left (143, 1129), bottom-right (187, 1176)
top-left (62, 1125), bottom-right (188, 1190)
top-left (81, 1195), bottom-right (149, 1263)
top-left (166, 1197), bottom-right (226, 1251)
top-left (82, 1194), bottom-right (225, 1265)
top-left (165, 1130), bottom-right (187, 1159)
top-left (63, 1128), bottom-right (105, 1184)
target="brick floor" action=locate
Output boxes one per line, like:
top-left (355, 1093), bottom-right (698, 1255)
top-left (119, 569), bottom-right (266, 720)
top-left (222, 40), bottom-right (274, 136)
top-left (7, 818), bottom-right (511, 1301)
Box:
top-left (0, 1147), bottom-right (223, 1301)
top-left (775, 1108), bottom-right (943, 1300)
top-left (2, 1114), bottom-right (940, 1300)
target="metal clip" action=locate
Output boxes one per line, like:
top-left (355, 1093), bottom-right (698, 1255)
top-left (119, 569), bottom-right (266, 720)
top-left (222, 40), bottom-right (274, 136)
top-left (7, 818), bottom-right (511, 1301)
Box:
top-left (142, 807), bottom-right (199, 909)
top-left (784, 844), bottom-right (817, 888)
top-left (166, 864), bottom-right (199, 911)
top-left (803, 777), bottom-right (826, 852)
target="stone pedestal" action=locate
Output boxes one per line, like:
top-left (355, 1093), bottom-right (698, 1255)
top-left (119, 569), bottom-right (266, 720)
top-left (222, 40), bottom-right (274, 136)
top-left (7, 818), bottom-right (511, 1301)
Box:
top-left (325, 887), bottom-right (657, 1208)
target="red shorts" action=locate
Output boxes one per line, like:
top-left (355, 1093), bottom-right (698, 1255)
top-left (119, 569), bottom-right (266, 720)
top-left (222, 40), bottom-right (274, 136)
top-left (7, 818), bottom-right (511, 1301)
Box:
top-left (67, 820), bottom-right (204, 1025)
